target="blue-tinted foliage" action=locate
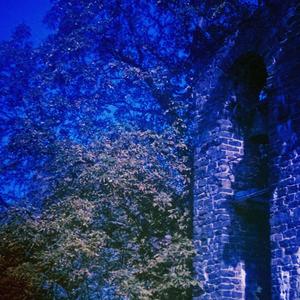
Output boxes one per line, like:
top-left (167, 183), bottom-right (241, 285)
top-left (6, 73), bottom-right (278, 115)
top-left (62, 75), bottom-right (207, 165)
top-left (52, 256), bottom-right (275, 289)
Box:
top-left (0, 0), bottom-right (256, 211)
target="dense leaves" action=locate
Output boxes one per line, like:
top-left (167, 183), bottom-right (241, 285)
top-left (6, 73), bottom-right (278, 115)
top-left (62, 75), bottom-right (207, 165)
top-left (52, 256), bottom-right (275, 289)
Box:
top-left (0, 129), bottom-right (197, 299)
top-left (0, 0), bottom-right (255, 203)
top-left (0, 0), bottom-right (256, 298)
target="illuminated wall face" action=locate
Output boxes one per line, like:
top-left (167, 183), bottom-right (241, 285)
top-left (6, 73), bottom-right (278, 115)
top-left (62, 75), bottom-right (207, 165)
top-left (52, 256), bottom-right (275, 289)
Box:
top-left (193, 2), bottom-right (300, 299)
top-left (193, 53), bottom-right (271, 300)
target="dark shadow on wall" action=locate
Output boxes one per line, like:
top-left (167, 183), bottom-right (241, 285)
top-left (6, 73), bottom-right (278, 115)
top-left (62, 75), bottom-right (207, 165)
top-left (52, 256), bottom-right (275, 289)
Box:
top-left (222, 53), bottom-right (272, 300)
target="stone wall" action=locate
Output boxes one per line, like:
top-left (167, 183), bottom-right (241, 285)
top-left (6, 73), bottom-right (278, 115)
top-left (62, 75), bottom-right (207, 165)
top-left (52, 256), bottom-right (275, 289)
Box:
top-left (193, 1), bottom-right (300, 299)
top-left (269, 2), bottom-right (300, 298)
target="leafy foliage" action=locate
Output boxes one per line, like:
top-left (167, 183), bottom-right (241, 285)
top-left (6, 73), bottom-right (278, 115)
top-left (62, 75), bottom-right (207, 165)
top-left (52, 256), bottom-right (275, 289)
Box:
top-left (0, 0), bottom-right (256, 298)
top-left (0, 129), bottom-right (197, 299)
top-left (0, 0), bottom-right (254, 204)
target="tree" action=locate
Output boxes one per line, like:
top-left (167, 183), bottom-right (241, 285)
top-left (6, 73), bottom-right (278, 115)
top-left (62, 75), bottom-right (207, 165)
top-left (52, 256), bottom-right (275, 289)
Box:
top-left (0, 1), bottom-right (257, 298)
top-left (0, 0), bottom-right (255, 206)
top-left (0, 128), bottom-right (198, 299)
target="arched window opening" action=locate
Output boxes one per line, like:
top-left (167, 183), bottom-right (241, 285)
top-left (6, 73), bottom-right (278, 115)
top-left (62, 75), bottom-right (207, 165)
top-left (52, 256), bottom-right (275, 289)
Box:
top-left (230, 53), bottom-right (269, 195)
top-left (229, 53), bottom-right (271, 300)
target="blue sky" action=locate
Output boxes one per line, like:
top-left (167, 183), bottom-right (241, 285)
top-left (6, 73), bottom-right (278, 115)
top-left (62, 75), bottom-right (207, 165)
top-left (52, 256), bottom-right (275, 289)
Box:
top-left (0, 0), bottom-right (50, 43)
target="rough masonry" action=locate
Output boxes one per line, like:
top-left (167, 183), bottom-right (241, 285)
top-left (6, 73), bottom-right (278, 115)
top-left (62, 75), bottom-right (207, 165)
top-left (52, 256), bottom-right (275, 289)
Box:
top-left (193, 1), bottom-right (300, 299)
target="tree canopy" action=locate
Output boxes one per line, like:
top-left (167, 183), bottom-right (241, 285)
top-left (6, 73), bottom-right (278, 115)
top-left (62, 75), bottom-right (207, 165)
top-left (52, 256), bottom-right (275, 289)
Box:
top-left (0, 0), bottom-right (256, 298)
top-left (0, 129), bottom-right (197, 299)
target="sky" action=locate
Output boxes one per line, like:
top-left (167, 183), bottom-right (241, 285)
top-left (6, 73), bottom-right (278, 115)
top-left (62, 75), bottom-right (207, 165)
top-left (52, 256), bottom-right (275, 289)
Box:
top-left (0, 0), bottom-right (51, 43)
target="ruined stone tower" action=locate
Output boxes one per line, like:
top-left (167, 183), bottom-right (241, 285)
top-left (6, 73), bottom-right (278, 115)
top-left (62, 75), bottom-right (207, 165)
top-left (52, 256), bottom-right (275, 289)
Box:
top-left (193, 1), bottom-right (300, 299)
